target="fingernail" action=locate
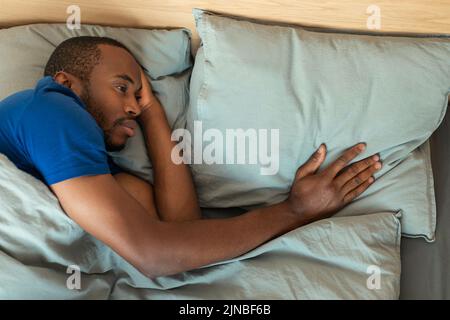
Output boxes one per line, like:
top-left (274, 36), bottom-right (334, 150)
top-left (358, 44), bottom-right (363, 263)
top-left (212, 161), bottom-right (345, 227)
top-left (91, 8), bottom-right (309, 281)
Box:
top-left (318, 144), bottom-right (324, 154)
top-left (358, 143), bottom-right (366, 151)
top-left (369, 177), bottom-right (374, 183)
top-left (373, 155), bottom-right (379, 161)
top-left (374, 162), bottom-right (382, 169)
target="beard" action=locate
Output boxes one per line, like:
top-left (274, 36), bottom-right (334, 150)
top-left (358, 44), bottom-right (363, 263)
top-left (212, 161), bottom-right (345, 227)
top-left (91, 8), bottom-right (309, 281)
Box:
top-left (79, 83), bottom-right (126, 152)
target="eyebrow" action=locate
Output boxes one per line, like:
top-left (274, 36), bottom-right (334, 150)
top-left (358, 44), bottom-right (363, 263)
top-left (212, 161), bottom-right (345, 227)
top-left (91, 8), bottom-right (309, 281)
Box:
top-left (114, 74), bottom-right (142, 92)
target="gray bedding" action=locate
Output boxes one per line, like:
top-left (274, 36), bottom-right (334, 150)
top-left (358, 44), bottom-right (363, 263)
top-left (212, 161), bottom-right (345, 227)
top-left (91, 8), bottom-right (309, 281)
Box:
top-left (0, 154), bottom-right (402, 299)
top-left (205, 108), bottom-right (450, 300)
top-left (400, 106), bottom-right (450, 299)
top-left (0, 112), bottom-right (447, 299)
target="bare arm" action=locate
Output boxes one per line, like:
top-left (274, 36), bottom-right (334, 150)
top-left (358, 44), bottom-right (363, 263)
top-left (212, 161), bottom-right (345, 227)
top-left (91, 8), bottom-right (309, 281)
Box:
top-left (51, 143), bottom-right (381, 278)
top-left (137, 69), bottom-right (200, 221)
top-left (51, 174), bottom-right (301, 278)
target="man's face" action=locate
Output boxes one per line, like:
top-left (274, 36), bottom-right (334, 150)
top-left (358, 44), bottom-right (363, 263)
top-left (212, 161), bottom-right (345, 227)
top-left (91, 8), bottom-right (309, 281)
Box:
top-left (80, 45), bottom-right (143, 152)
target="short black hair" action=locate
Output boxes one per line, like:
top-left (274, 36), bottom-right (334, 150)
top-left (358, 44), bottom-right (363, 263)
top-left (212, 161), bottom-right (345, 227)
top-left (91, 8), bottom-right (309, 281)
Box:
top-left (44, 36), bottom-right (132, 81)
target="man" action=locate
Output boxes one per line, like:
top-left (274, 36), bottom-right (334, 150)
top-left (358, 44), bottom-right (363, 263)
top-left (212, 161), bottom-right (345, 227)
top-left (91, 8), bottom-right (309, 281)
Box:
top-left (0, 36), bottom-right (382, 278)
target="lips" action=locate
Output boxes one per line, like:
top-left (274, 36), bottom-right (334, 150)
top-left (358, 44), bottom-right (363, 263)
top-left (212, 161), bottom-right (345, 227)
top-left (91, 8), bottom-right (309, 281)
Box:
top-left (120, 119), bottom-right (137, 137)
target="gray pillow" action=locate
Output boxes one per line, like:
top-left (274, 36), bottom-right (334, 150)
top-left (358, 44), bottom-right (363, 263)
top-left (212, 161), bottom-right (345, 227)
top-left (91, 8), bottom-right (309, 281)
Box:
top-left (0, 23), bottom-right (193, 183)
top-left (187, 9), bottom-right (450, 241)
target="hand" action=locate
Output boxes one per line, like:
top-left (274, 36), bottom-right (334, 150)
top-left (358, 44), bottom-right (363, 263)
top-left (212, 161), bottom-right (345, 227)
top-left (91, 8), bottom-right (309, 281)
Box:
top-left (285, 143), bottom-right (382, 224)
top-left (137, 66), bottom-right (158, 116)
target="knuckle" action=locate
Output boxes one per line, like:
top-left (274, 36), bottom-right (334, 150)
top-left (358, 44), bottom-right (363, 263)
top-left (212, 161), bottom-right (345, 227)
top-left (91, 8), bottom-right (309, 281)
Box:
top-left (352, 146), bottom-right (362, 154)
top-left (356, 163), bottom-right (365, 172)
top-left (311, 153), bottom-right (321, 162)
top-left (349, 151), bottom-right (359, 160)
top-left (361, 171), bottom-right (371, 181)
top-left (337, 156), bottom-right (347, 165)
top-left (356, 161), bottom-right (365, 170)
top-left (349, 165), bottom-right (359, 175)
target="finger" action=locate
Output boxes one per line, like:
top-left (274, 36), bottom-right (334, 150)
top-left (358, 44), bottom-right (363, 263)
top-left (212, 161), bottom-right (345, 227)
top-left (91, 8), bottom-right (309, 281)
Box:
top-left (325, 143), bottom-right (366, 178)
top-left (334, 154), bottom-right (380, 188)
top-left (140, 104), bottom-right (152, 114)
top-left (342, 177), bottom-right (374, 205)
top-left (138, 66), bottom-right (155, 107)
top-left (340, 161), bottom-right (381, 195)
top-left (295, 144), bottom-right (327, 180)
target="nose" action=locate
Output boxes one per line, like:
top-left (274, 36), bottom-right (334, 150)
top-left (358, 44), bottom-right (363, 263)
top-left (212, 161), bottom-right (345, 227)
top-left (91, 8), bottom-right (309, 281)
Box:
top-left (124, 99), bottom-right (141, 118)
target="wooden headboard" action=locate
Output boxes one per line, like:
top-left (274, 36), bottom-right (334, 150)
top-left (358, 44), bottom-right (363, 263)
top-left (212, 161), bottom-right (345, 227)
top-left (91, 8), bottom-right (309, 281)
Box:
top-left (1, 0), bottom-right (450, 52)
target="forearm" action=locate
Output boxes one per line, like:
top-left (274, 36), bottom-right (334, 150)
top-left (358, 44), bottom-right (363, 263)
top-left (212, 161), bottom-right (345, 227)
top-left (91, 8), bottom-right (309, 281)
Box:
top-left (138, 100), bottom-right (201, 221)
top-left (139, 201), bottom-right (305, 278)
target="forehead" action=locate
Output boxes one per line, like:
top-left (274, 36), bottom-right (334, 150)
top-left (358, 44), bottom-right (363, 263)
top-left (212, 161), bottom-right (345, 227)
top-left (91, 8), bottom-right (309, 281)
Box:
top-left (93, 44), bottom-right (141, 82)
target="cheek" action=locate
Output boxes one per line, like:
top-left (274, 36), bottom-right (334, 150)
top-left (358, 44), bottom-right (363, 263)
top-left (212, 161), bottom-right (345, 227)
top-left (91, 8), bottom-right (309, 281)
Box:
top-left (106, 96), bottom-right (128, 117)
top-left (92, 94), bottom-right (124, 125)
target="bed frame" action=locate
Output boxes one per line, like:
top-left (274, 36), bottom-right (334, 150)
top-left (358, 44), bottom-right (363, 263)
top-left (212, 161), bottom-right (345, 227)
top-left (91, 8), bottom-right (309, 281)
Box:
top-left (1, 0), bottom-right (450, 52)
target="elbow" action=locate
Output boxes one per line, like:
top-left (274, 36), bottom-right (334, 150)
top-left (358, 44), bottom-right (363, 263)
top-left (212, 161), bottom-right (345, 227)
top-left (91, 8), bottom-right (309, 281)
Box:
top-left (138, 262), bottom-right (184, 279)
top-left (125, 224), bottom-right (196, 278)
top-left (133, 249), bottom-right (189, 279)
top-left (132, 254), bottom-right (169, 279)
top-left (140, 268), bottom-right (161, 280)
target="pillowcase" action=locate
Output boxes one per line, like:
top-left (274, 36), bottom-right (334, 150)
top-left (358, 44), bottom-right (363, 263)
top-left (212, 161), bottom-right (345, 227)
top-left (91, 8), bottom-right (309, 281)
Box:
top-left (0, 23), bottom-right (193, 183)
top-left (187, 9), bottom-right (450, 241)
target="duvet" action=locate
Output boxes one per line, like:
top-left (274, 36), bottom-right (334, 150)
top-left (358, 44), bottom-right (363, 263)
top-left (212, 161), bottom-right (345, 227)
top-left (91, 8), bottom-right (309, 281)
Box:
top-left (0, 154), bottom-right (401, 299)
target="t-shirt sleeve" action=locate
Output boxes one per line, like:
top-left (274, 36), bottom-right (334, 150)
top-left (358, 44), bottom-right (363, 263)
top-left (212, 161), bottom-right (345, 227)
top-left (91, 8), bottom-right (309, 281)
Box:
top-left (19, 97), bottom-right (112, 185)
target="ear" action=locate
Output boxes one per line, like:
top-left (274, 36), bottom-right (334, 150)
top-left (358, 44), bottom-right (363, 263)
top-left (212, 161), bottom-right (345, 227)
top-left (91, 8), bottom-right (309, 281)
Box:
top-left (53, 71), bottom-right (73, 89)
top-left (52, 71), bottom-right (84, 98)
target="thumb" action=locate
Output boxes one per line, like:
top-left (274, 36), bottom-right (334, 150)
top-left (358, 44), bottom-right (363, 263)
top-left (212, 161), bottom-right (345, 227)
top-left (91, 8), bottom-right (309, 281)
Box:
top-left (295, 144), bottom-right (327, 179)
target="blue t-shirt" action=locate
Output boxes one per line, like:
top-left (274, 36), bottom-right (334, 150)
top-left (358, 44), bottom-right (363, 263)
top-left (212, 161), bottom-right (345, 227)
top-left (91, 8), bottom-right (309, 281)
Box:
top-left (0, 76), bottom-right (122, 185)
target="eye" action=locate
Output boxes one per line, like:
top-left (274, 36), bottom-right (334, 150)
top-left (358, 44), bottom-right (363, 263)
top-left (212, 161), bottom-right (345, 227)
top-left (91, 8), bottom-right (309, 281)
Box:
top-left (116, 85), bottom-right (128, 94)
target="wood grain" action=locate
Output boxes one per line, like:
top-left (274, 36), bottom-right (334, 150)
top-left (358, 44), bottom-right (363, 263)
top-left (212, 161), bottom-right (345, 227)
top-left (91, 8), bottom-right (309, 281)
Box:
top-left (1, 0), bottom-right (449, 52)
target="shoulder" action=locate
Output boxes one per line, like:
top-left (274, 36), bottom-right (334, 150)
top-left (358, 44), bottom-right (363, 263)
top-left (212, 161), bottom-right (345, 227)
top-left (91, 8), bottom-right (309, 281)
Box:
top-left (22, 79), bottom-right (103, 139)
